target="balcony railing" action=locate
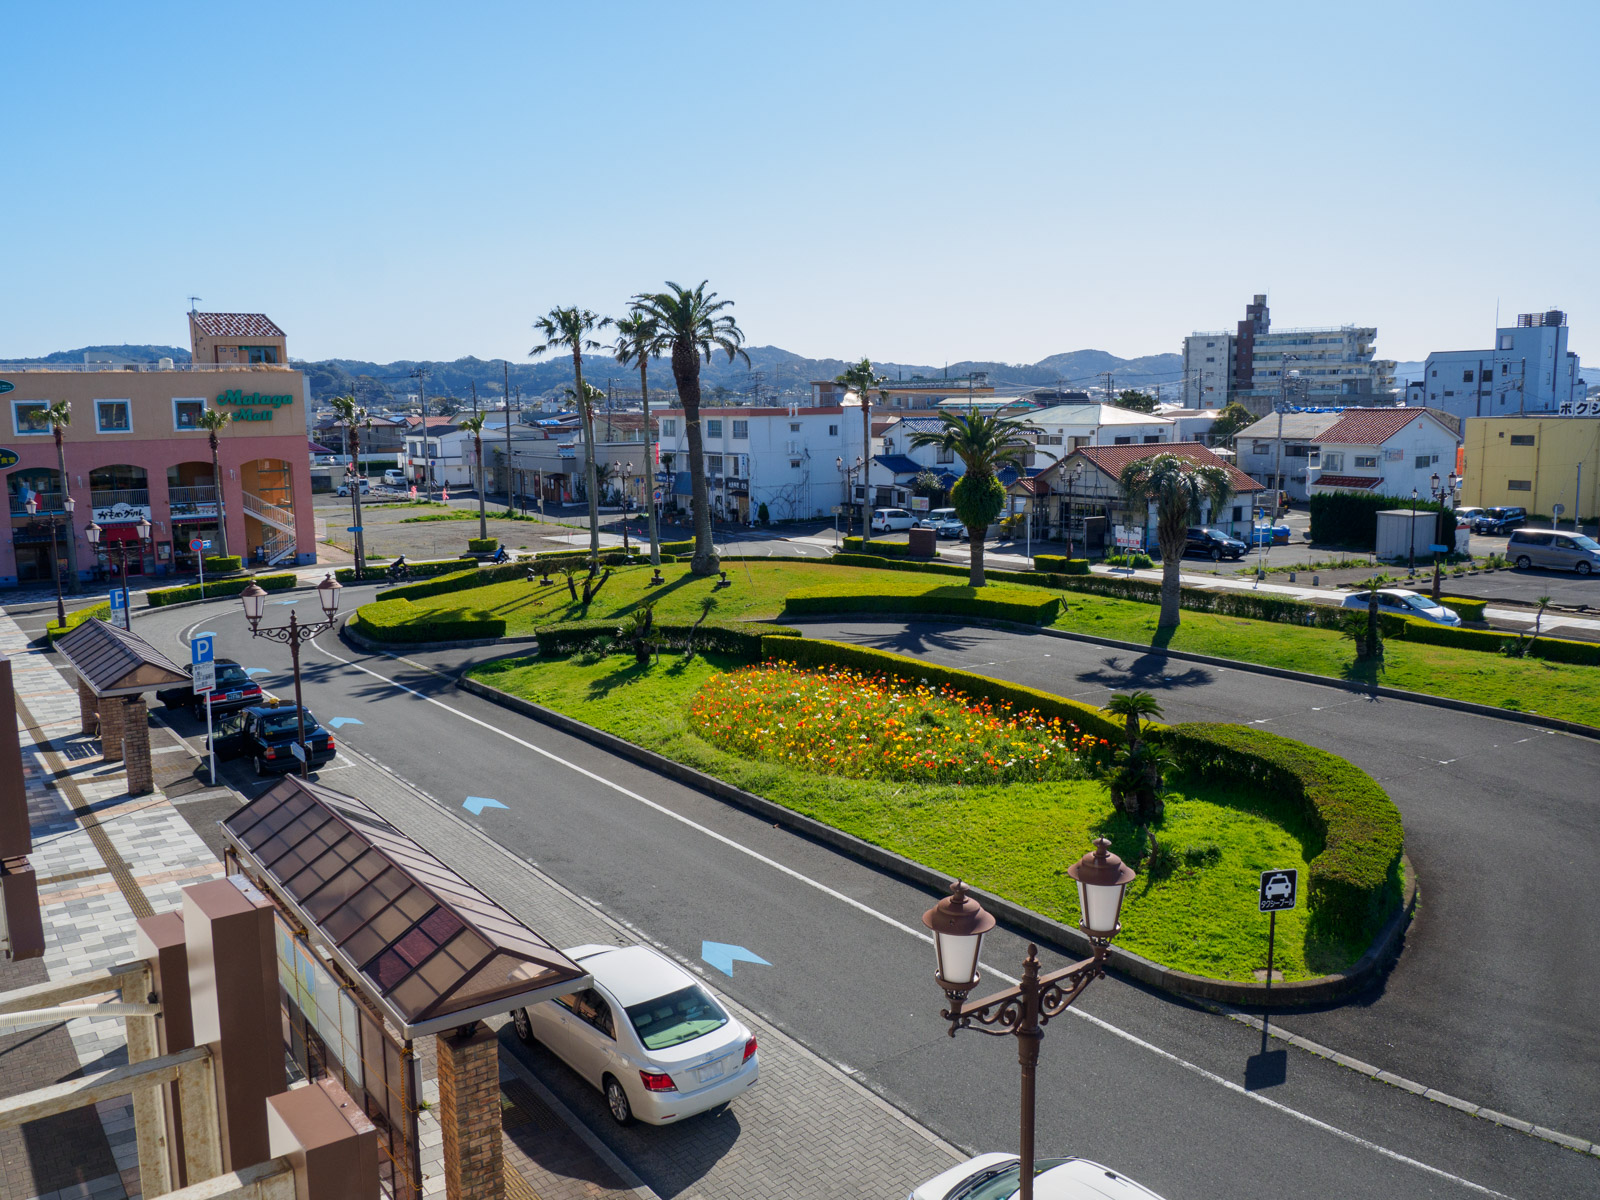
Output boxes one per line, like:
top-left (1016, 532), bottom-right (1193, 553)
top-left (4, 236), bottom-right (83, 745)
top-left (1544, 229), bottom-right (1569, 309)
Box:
top-left (8, 492), bottom-right (65, 515)
top-left (89, 489), bottom-right (150, 508)
top-left (0, 361), bottom-right (294, 373)
top-left (167, 486), bottom-right (218, 506)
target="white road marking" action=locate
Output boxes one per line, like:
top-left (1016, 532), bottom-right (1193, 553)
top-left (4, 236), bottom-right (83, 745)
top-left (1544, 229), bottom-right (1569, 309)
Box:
top-left (300, 631), bottom-right (1514, 1198)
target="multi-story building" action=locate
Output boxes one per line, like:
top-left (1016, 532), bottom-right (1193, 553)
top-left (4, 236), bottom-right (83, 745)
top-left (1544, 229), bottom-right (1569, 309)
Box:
top-left (1233, 411), bottom-right (1345, 503)
top-left (401, 413), bottom-right (516, 489)
top-left (1027, 403), bottom-right (1176, 459)
top-left (1417, 310), bottom-right (1587, 420)
top-left (1307, 408), bottom-right (1461, 500)
top-left (1181, 332), bottom-right (1234, 408)
top-left (655, 404), bottom-right (864, 523)
top-left (1461, 415), bottom-right (1600, 519)
top-left (812, 374), bottom-right (995, 413)
top-left (2, 311), bottom-right (316, 587)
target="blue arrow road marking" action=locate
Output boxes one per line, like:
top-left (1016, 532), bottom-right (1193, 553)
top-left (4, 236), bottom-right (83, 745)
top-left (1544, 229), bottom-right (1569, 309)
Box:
top-left (463, 796), bottom-right (507, 815)
top-left (193, 631), bottom-right (217, 638)
top-left (700, 942), bottom-right (770, 977)
top-left (328, 718), bottom-right (363, 729)
top-left (270, 599), bottom-right (299, 606)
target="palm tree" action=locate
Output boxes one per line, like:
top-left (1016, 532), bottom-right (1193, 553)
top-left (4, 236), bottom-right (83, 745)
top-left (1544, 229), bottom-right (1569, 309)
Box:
top-left (629, 282), bottom-right (750, 576)
top-left (46, 400), bottom-right (79, 592)
top-left (1101, 690), bottom-right (1166, 824)
top-left (195, 408), bottom-right (233, 563)
top-left (611, 311), bottom-right (662, 566)
top-left (1117, 453), bottom-right (1235, 628)
top-left (908, 411), bottom-right (1035, 587)
top-left (327, 394), bottom-right (372, 572)
top-left (836, 358), bottom-right (884, 543)
top-left (532, 306), bottom-right (613, 562)
top-left (457, 413), bottom-right (490, 541)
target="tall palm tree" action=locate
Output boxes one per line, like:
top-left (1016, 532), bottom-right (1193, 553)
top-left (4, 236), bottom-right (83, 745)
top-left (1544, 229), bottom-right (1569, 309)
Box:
top-left (532, 306), bottom-right (613, 561)
top-left (836, 358), bottom-right (884, 543)
top-left (195, 407), bottom-right (233, 562)
top-left (629, 282), bottom-right (749, 576)
top-left (908, 411), bottom-right (1035, 587)
top-left (611, 311), bottom-right (662, 566)
top-left (328, 395), bottom-right (371, 574)
top-left (1118, 453), bottom-right (1235, 629)
top-left (46, 400), bottom-right (79, 593)
top-left (457, 413), bottom-right (490, 541)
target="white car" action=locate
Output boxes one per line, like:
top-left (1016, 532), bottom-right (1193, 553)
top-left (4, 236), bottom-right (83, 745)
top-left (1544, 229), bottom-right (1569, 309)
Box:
top-left (1339, 588), bottom-right (1461, 626)
top-left (911, 1153), bottom-right (1169, 1200)
top-left (511, 944), bottom-right (758, 1126)
top-left (872, 507), bottom-right (916, 533)
top-left (336, 477), bottom-right (371, 497)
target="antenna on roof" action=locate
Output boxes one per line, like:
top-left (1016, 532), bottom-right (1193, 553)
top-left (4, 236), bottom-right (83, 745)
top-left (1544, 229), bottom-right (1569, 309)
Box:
top-left (188, 296), bottom-right (202, 313)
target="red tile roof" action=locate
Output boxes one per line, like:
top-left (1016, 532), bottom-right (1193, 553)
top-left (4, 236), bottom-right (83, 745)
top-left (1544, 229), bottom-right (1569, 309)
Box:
top-left (1311, 475), bottom-right (1382, 490)
top-left (1053, 441), bottom-right (1264, 493)
top-left (189, 312), bottom-right (285, 338)
top-left (1315, 408), bottom-right (1443, 446)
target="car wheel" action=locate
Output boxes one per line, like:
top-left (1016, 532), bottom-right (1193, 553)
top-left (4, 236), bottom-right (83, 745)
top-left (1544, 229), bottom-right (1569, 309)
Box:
top-left (603, 1075), bottom-right (635, 1126)
top-left (1211, 548), bottom-right (1222, 562)
top-left (253, 755), bottom-right (272, 777)
top-left (1515, 556), bottom-right (1532, 570)
top-left (511, 1008), bottom-right (536, 1045)
top-left (191, 706), bottom-right (206, 722)
top-left (1577, 561), bottom-right (1593, 577)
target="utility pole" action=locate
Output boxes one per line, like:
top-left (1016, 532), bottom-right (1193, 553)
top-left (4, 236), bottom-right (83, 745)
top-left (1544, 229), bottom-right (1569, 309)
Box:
top-left (1518, 357), bottom-right (1528, 416)
top-left (411, 366), bottom-right (433, 501)
top-left (504, 360), bottom-right (514, 513)
top-left (1102, 372), bottom-right (1115, 404)
top-left (1263, 355), bottom-right (1299, 575)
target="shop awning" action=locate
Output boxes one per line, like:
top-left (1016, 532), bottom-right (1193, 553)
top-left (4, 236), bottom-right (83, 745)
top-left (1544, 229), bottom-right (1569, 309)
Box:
top-left (98, 523), bottom-right (145, 542)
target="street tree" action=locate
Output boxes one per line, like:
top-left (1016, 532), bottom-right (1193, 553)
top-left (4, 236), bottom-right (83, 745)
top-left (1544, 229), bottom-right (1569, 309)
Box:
top-left (630, 282), bottom-right (750, 577)
top-left (1117, 453), bottom-right (1234, 628)
top-left (532, 306), bottom-right (614, 563)
top-left (328, 396), bottom-right (371, 574)
top-left (611, 311), bottom-right (663, 566)
top-left (457, 412), bottom-right (490, 542)
top-left (1114, 389), bottom-right (1156, 413)
top-left (836, 358), bottom-right (885, 543)
top-left (908, 410), bottom-right (1035, 587)
top-left (1207, 402), bottom-right (1256, 447)
top-left (195, 408), bottom-right (234, 563)
top-left (43, 400), bottom-right (80, 592)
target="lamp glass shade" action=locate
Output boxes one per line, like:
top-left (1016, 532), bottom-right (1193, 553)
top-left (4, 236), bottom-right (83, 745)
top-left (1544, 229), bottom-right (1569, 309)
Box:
top-left (317, 574), bottom-right (343, 617)
top-left (1066, 838), bottom-right (1137, 939)
top-left (24, 498), bottom-right (37, 515)
top-left (921, 880), bottom-right (995, 992)
top-left (137, 518), bottom-right (152, 540)
top-left (85, 522), bottom-right (102, 545)
top-left (933, 931), bottom-right (984, 991)
top-left (64, 496), bottom-right (76, 513)
top-left (240, 582), bottom-right (268, 624)
top-left (1430, 472), bottom-right (1440, 492)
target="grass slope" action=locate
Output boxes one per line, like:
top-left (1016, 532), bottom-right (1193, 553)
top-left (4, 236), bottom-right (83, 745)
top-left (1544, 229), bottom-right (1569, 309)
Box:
top-left (470, 653), bottom-right (1344, 981)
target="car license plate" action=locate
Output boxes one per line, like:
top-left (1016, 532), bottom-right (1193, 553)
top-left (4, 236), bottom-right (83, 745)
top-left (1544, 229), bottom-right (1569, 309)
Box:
top-left (696, 1059), bottom-right (725, 1084)
top-left (226, 692), bottom-right (241, 700)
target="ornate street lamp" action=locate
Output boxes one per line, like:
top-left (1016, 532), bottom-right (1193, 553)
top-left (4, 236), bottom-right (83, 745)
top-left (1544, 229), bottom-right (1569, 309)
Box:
top-left (1429, 471), bottom-right (1460, 600)
top-left (1065, 461), bottom-right (1084, 559)
top-left (85, 515), bottom-right (151, 619)
top-left (921, 840), bottom-right (1135, 1200)
top-left (836, 455), bottom-right (864, 538)
top-left (25, 494), bottom-right (75, 629)
top-left (239, 575), bottom-right (343, 779)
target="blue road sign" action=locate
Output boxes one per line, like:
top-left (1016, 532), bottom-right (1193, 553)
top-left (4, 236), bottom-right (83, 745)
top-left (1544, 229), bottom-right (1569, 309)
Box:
top-left (108, 587), bottom-right (127, 611)
top-left (700, 941), bottom-right (770, 978)
top-left (1429, 543), bottom-right (1450, 553)
top-left (347, 526), bottom-right (363, 533)
top-left (191, 636), bottom-right (215, 666)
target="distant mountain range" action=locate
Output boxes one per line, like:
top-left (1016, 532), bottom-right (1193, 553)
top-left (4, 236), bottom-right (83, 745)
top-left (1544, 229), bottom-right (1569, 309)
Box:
top-left (3, 344), bottom-right (1188, 407)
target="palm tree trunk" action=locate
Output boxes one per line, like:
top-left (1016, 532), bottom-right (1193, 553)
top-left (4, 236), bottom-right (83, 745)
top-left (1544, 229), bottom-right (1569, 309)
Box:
top-left (1157, 539), bottom-right (1181, 628)
top-left (641, 360), bottom-right (659, 566)
top-left (860, 394), bottom-right (872, 544)
top-left (476, 436), bottom-right (487, 540)
top-left (573, 349), bottom-right (599, 562)
top-left (350, 426), bottom-right (366, 575)
top-left (967, 526), bottom-right (985, 587)
top-left (673, 341), bottom-right (718, 575)
top-left (55, 428), bottom-right (79, 593)
top-left (209, 434), bottom-right (230, 561)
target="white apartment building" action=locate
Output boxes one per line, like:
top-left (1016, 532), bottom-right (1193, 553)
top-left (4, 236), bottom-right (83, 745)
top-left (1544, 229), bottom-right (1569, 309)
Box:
top-left (1026, 404), bottom-right (1176, 468)
top-left (1307, 408), bottom-right (1461, 500)
top-left (1418, 310), bottom-right (1586, 420)
top-left (870, 416), bottom-right (965, 507)
top-left (401, 413), bottom-right (516, 489)
top-left (1182, 333), bottom-right (1233, 408)
top-left (1233, 411), bottom-right (1344, 503)
top-left (655, 404), bottom-right (864, 522)
top-left (812, 375), bottom-right (994, 413)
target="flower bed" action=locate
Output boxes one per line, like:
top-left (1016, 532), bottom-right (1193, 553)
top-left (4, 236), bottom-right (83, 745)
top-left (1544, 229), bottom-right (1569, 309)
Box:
top-left (687, 662), bottom-right (1103, 785)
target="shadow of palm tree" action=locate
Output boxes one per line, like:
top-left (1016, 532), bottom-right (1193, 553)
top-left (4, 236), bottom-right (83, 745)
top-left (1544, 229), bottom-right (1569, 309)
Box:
top-left (1076, 653), bottom-right (1214, 692)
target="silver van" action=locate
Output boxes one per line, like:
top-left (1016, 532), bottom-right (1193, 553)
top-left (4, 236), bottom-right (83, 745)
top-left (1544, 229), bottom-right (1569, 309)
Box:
top-left (1507, 528), bottom-right (1600, 575)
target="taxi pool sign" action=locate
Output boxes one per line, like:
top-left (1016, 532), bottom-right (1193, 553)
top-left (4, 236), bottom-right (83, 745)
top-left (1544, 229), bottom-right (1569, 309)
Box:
top-left (1259, 869), bottom-right (1298, 912)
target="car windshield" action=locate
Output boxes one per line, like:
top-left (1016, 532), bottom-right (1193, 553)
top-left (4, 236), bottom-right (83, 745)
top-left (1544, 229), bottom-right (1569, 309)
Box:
top-left (214, 664), bottom-right (250, 687)
top-left (258, 710), bottom-right (313, 736)
top-left (624, 984), bottom-right (730, 1050)
top-left (1411, 595), bottom-right (1442, 610)
top-left (951, 1158), bottom-right (1071, 1200)
top-left (1571, 535), bottom-right (1600, 553)
top-left (1204, 528), bottom-right (1232, 539)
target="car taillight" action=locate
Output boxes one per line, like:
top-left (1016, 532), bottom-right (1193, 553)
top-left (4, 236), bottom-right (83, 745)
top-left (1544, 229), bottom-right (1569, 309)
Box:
top-left (262, 748), bottom-right (276, 758)
top-left (326, 737), bottom-right (335, 751)
top-left (742, 1036), bottom-right (757, 1063)
top-left (639, 1070), bottom-right (675, 1092)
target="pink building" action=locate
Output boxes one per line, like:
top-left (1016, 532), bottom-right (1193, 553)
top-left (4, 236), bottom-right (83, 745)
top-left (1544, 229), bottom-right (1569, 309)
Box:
top-left (1, 312), bottom-right (316, 588)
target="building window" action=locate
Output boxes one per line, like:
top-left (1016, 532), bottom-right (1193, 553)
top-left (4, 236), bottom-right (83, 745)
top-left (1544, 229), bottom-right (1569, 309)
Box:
top-left (1251, 440), bottom-right (1270, 454)
top-left (96, 400), bottom-right (132, 433)
top-left (1321, 452), bottom-right (1344, 471)
top-left (1205, 356), bottom-right (1215, 363)
top-left (732, 420), bottom-right (748, 440)
top-left (1430, 369), bottom-right (1437, 378)
top-left (662, 419), bottom-right (676, 437)
top-left (707, 419), bottom-right (723, 438)
top-left (1143, 435), bottom-right (1161, 444)
top-left (1414, 454), bottom-right (1437, 468)
top-left (1113, 436), bottom-right (1132, 445)
top-left (1500, 335), bottom-right (1513, 350)
top-left (828, 424), bottom-right (838, 436)
top-left (1507, 479), bottom-right (1532, 491)
top-left (937, 447), bottom-right (954, 464)
top-left (1481, 370), bottom-right (1493, 382)
top-left (11, 400), bottom-right (51, 435)
top-left (1462, 370), bottom-right (1474, 383)
top-left (1510, 434), bottom-right (1535, 446)
top-left (1354, 454), bottom-right (1378, 469)
top-left (790, 458), bottom-right (803, 468)
top-left (244, 346), bottom-right (279, 364)
top-left (707, 454), bottom-right (723, 475)
top-left (173, 398), bottom-right (206, 430)
top-left (789, 422), bottom-right (800, 432)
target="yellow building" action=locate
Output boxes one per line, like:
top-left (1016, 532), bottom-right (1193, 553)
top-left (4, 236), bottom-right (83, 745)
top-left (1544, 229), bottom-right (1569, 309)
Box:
top-left (1462, 417), bottom-right (1600, 521)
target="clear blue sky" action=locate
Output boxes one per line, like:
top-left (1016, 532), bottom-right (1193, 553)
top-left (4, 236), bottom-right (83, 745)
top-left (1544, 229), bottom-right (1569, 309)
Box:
top-left (5, 1), bottom-right (1596, 368)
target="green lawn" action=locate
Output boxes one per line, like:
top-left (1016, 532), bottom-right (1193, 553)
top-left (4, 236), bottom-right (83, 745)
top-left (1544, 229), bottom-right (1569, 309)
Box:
top-left (469, 652), bottom-right (1349, 981)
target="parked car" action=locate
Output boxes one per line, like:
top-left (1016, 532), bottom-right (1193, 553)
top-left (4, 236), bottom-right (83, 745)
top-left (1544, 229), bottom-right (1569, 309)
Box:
top-left (1340, 588), bottom-right (1461, 626)
top-left (1452, 506), bottom-right (1485, 528)
top-left (915, 506), bottom-right (957, 530)
top-left (1473, 506), bottom-right (1527, 535)
top-left (512, 944), bottom-right (758, 1127)
top-left (871, 507), bottom-right (916, 533)
top-left (208, 703), bottom-right (337, 776)
top-left (156, 659), bottom-right (262, 720)
top-left (931, 516), bottom-right (967, 539)
top-left (336, 477), bottom-right (371, 497)
top-left (1247, 521), bottom-right (1291, 546)
top-left (382, 468), bottom-right (406, 487)
top-left (1507, 528), bottom-right (1600, 575)
top-left (1183, 527), bottom-right (1247, 561)
top-left (911, 1153), bottom-right (1169, 1200)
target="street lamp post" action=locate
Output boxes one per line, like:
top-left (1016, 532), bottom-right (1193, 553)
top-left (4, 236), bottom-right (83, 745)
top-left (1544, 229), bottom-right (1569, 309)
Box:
top-left (836, 456), bottom-right (863, 538)
top-left (921, 840), bottom-right (1135, 1200)
top-left (1409, 486), bottom-right (1420, 574)
top-left (85, 517), bottom-right (152, 624)
top-left (1065, 462), bottom-right (1083, 559)
top-left (239, 575), bottom-right (343, 780)
top-left (25, 495), bottom-right (76, 629)
top-left (1429, 471), bottom-right (1460, 601)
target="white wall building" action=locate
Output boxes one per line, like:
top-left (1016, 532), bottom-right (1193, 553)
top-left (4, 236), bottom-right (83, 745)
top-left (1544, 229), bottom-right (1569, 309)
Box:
top-left (870, 415), bottom-right (966, 507)
top-left (1307, 408), bottom-right (1462, 500)
top-left (402, 413), bottom-right (515, 489)
top-left (1234, 411), bottom-right (1344, 503)
top-left (1419, 310), bottom-right (1586, 420)
top-left (1027, 403), bottom-right (1176, 462)
top-left (1182, 333), bottom-right (1233, 408)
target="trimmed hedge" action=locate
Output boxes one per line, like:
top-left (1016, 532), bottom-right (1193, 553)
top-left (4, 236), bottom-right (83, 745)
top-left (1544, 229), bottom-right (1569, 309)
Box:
top-left (384, 562), bottom-right (528, 603)
top-left (535, 619), bottom-right (801, 658)
top-left (1034, 555), bottom-right (1090, 575)
top-left (1159, 723), bottom-right (1404, 939)
top-left (760, 636), bottom-right (1125, 743)
top-left (839, 536), bottom-right (940, 559)
top-left (202, 555), bottom-right (243, 574)
top-left (146, 572), bottom-right (297, 607)
top-left (659, 539), bottom-right (695, 556)
top-left (1395, 617), bottom-right (1600, 664)
top-left (783, 583), bottom-right (1061, 625)
top-left (335, 558), bottom-right (477, 583)
top-left (47, 601), bottom-right (111, 643)
top-left (531, 548), bottom-right (654, 567)
top-left (1309, 491), bottom-right (1445, 548)
top-left (352, 598), bottom-right (506, 643)
top-left (829, 553), bottom-right (968, 579)
top-left (467, 537), bottom-right (499, 554)
top-left (1440, 595), bottom-right (1487, 622)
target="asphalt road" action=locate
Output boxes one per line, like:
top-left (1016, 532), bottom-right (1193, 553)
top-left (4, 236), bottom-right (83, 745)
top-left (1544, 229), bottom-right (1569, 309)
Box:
top-left (115, 589), bottom-right (1599, 1200)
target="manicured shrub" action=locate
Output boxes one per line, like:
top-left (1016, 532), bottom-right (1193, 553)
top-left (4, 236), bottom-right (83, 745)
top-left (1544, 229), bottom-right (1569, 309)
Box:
top-left (829, 553), bottom-right (968, 579)
top-left (838, 536), bottom-right (939, 560)
top-left (1104, 552), bottom-right (1155, 569)
top-left (1159, 723), bottom-right (1404, 940)
top-left (384, 560), bottom-right (527, 603)
top-left (782, 583), bottom-right (1061, 625)
top-left (202, 554), bottom-right (242, 574)
top-left (1391, 618), bottom-right (1600, 665)
top-left (335, 558), bottom-right (476, 583)
top-left (760, 636), bottom-right (1125, 743)
top-left (1440, 596), bottom-right (1487, 622)
top-left (47, 601), bottom-right (111, 643)
top-left (532, 548), bottom-right (649, 566)
top-left (535, 619), bottom-right (799, 658)
top-left (1309, 492), bottom-right (1444, 548)
top-left (467, 537), bottom-right (499, 554)
top-left (659, 539), bottom-right (695, 556)
top-left (353, 597), bottom-right (506, 643)
top-left (146, 572), bottom-right (297, 607)
top-left (1034, 555), bottom-right (1090, 575)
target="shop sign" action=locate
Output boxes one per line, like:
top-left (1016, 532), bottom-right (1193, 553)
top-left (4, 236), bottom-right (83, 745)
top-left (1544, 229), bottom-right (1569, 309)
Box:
top-left (215, 388), bottom-right (295, 422)
top-left (0, 380), bottom-right (13, 395)
top-left (1558, 399), bottom-right (1600, 417)
top-left (92, 502), bottom-right (152, 524)
top-left (727, 478), bottom-right (749, 496)
top-left (0, 447), bottom-right (18, 469)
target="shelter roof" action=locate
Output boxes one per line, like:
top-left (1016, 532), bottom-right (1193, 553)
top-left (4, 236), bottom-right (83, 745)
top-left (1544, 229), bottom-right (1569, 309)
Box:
top-left (55, 619), bottom-right (188, 697)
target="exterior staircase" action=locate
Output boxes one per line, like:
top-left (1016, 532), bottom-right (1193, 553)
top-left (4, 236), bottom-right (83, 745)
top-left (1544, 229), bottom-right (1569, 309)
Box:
top-left (242, 491), bottom-right (299, 565)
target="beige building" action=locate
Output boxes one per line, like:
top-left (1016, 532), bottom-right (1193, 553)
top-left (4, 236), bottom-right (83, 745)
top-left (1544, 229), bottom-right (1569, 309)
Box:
top-left (1462, 416), bottom-right (1600, 522)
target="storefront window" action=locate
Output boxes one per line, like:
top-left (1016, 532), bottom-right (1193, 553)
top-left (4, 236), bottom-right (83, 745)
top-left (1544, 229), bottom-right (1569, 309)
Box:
top-left (12, 401), bottom-right (50, 435)
top-left (245, 346), bottom-right (280, 364)
top-left (96, 400), bottom-right (132, 433)
top-left (174, 399), bottom-right (205, 430)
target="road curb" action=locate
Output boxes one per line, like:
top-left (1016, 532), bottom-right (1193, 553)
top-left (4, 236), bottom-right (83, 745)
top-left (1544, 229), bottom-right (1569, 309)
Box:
top-left (454, 673), bottom-right (1416, 1009)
